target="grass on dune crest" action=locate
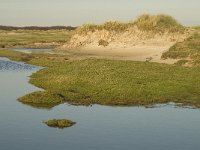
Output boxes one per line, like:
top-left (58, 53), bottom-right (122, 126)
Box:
top-left (76, 14), bottom-right (185, 34)
top-left (194, 26), bottom-right (200, 31)
top-left (134, 14), bottom-right (185, 33)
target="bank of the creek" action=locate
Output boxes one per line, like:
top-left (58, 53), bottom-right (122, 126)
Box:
top-left (1, 49), bottom-right (200, 150)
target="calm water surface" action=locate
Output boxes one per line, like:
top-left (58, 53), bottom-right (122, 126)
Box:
top-left (0, 56), bottom-right (200, 150)
top-left (11, 48), bottom-right (51, 53)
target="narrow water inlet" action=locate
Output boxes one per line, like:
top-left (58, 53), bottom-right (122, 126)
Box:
top-left (11, 48), bottom-right (52, 53)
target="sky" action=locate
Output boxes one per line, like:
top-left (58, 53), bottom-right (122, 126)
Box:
top-left (0, 0), bottom-right (199, 26)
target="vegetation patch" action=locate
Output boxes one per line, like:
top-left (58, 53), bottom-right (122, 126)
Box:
top-left (134, 14), bottom-right (185, 33)
top-left (0, 29), bottom-right (73, 48)
top-left (194, 26), bottom-right (200, 31)
top-left (0, 49), bottom-right (24, 59)
top-left (162, 32), bottom-right (200, 66)
top-left (76, 14), bottom-right (185, 35)
top-left (18, 91), bottom-right (65, 109)
top-left (175, 60), bottom-right (189, 66)
top-left (0, 49), bottom-right (69, 63)
top-left (15, 56), bottom-right (200, 108)
top-left (98, 39), bottom-right (109, 47)
top-left (43, 119), bottom-right (76, 129)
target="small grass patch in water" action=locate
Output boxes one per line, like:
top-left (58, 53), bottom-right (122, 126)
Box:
top-left (43, 119), bottom-right (76, 129)
top-left (18, 91), bottom-right (65, 109)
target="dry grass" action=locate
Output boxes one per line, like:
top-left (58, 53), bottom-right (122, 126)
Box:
top-left (134, 14), bottom-right (185, 33)
top-left (0, 29), bottom-right (73, 48)
top-left (75, 14), bottom-right (185, 35)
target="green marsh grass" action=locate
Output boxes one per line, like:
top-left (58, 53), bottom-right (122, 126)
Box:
top-left (10, 53), bottom-right (200, 108)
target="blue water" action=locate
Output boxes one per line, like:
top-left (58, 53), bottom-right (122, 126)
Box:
top-left (0, 57), bottom-right (200, 150)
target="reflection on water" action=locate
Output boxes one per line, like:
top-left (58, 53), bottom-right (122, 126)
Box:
top-left (11, 48), bottom-right (51, 53)
top-left (0, 57), bottom-right (200, 150)
top-left (0, 57), bottom-right (38, 71)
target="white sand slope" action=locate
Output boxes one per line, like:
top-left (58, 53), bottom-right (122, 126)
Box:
top-left (59, 28), bottom-right (190, 64)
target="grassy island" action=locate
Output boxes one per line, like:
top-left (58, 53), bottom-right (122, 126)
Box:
top-left (43, 119), bottom-right (76, 129)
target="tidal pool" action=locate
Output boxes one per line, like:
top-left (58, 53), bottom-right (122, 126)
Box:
top-left (11, 48), bottom-right (51, 53)
top-left (0, 57), bottom-right (200, 150)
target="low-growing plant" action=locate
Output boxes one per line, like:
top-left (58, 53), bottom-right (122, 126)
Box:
top-left (18, 91), bottom-right (65, 108)
top-left (162, 32), bottom-right (200, 65)
top-left (98, 39), bottom-right (109, 47)
top-left (21, 54), bottom-right (34, 62)
top-left (175, 60), bottom-right (189, 66)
